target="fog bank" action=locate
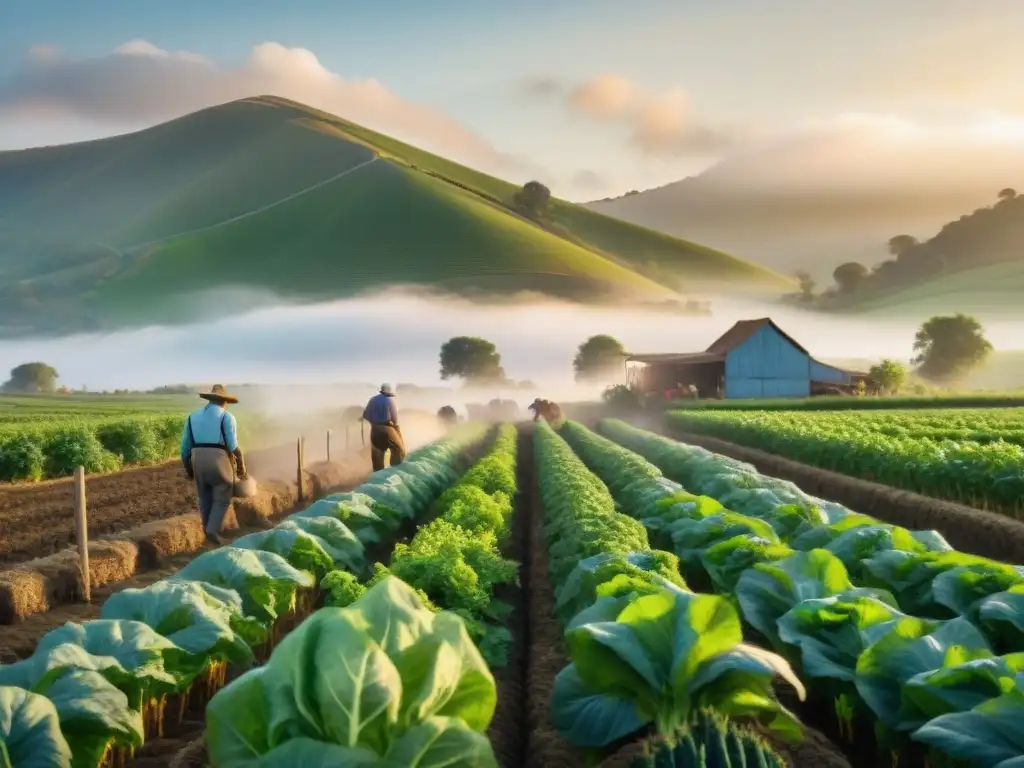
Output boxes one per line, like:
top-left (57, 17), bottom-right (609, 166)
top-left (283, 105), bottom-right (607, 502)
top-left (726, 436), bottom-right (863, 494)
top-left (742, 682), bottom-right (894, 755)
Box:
top-left (1, 293), bottom-right (1023, 394)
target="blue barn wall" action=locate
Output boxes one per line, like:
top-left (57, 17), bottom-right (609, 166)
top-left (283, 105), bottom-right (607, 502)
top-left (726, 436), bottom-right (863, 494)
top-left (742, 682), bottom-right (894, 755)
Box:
top-left (809, 360), bottom-right (853, 385)
top-left (724, 324), bottom-right (811, 399)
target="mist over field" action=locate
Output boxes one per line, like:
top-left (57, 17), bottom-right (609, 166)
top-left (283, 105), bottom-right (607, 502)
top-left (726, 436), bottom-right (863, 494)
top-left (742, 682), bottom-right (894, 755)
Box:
top-left (2, 292), bottom-right (1024, 397)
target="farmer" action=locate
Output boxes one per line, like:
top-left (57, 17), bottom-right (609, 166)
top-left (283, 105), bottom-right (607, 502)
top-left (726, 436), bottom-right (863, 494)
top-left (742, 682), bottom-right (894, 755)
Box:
top-left (180, 384), bottom-right (247, 546)
top-left (362, 383), bottom-right (406, 471)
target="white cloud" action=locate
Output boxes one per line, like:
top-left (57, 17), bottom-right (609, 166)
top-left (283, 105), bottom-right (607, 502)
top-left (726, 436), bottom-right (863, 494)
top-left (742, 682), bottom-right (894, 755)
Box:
top-left (535, 74), bottom-right (731, 157)
top-left (568, 75), bottom-right (637, 118)
top-left (1, 40), bottom-right (516, 172)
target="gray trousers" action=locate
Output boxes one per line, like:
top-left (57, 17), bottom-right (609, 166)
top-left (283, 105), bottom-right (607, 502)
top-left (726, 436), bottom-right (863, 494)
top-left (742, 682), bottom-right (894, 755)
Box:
top-left (191, 447), bottom-right (234, 535)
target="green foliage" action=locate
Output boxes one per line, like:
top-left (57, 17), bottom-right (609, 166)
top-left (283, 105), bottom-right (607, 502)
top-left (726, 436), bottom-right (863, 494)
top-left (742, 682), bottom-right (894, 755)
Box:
top-left (94, 420), bottom-right (162, 464)
top-left (0, 686), bottom-right (73, 768)
top-left (573, 334), bottom-right (626, 382)
top-left (0, 431), bottom-right (44, 482)
top-left (513, 180), bottom-right (552, 219)
top-left (43, 426), bottom-right (121, 477)
top-left (868, 358), bottom-right (908, 395)
top-left (205, 578), bottom-right (499, 767)
top-left (634, 710), bottom-right (787, 768)
top-left (2, 362), bottom-right (59, 394)
top-left (438, 337), bottom-right (506, 384)
top-left (664, 408), bottom-right (1024, 514)
top-left (321, 570), bottom-right (366, 608)
top-left (913, 313), bottom-right (994, 382)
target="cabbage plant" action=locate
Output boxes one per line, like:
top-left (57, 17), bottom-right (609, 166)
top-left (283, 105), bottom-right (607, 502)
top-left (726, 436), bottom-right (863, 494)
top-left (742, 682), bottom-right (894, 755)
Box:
top-left (205, 578), bottom-right (498, 767)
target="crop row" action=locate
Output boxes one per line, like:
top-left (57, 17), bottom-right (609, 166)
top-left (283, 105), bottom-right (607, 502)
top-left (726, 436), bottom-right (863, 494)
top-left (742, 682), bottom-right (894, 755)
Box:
top-left (0, 422), bottom-right (491, 767)
top-left (667, 409), bottom-right (1024, 515)
top-left (533, 419), bottom-right (800, 765)
top-left (0, 413), bottom-right (270, 482)
top-left (586, 418), bottom-right (1024, 768)
top-left (669, 394), bottom-right (1024, 411)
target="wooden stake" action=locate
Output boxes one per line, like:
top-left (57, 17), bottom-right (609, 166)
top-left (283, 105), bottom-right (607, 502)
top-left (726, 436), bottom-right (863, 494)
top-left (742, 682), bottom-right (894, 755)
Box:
top-left (296, 437), bottom-right (306, 502)
top-left (73, 466), bottom-right (91, 603)
top-left (326, 430), bottom-right (332, 463)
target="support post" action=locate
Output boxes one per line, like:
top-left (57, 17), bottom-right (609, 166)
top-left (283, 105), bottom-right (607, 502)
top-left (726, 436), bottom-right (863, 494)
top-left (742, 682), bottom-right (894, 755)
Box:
top-left (327, 430), bottom-right (332, 463)
top-left (73, 466), bottom-right (91, 603)
top-left (296, 437), bottom-right (306, 502)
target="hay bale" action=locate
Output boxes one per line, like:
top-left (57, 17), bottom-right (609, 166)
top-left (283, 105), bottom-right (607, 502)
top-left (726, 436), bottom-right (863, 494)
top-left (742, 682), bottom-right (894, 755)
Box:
top-left (120, 515), bottom-right (206, 567)
top-left (231, 482), bottom-right (289, 527)
top-left (0, 569), bottom-right (50, 624)
top-left (0, 540), bottom-right (138, 624)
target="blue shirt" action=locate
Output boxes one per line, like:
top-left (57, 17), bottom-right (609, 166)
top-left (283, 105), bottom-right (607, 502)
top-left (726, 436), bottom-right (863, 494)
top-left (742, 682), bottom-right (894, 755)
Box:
top-left (362, 393), bottom-right (398, 425)
top-left (180, 404), bottom-right (239, 459)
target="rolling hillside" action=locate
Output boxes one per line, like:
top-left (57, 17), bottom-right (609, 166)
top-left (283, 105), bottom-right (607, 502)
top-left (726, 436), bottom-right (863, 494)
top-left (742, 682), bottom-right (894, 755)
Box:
top-left (0, 96), bottom-right (791, 335)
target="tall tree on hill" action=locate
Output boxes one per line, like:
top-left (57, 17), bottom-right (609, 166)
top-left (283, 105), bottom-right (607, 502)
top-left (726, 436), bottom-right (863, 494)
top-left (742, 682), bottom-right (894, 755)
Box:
top-left (2, 362), bottom-right (59, 393)
top-left (912, 314), bottom-right (993, 382)
top-left (513, 181), bottom-right (552, 220)
top-left (573, 335), bottom-right (627, 383)
top-left (887, 235), bottom-right (919, 257)
top-left (867, 359), bottom-right (908, 395)
top-left (439, 337), bottom-right (506, 385)
top-left (998, 188), bottom-right (1018, 202)
top-left (832, 262), bottom-right (869, 294)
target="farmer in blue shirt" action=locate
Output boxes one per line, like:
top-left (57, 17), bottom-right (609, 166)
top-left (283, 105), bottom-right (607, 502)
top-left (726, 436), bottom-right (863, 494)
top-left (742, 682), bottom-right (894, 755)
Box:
top-left (180, 384), bottom-right (247, 545)
top-left (362, 383), bottom-right (406, 471)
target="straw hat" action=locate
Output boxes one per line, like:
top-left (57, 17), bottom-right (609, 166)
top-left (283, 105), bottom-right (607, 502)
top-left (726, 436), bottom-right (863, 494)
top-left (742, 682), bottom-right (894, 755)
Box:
top-left (380, 383), bottom-right (395, 396)
top-left (199, 384), bottom-right (239, 404)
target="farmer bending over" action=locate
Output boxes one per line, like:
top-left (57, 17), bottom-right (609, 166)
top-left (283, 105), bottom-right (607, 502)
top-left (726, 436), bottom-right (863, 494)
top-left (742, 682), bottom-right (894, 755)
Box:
top-left (363, 383), bottom-right (406, 471)
top-left (180, 384), bottom-right (247, 546)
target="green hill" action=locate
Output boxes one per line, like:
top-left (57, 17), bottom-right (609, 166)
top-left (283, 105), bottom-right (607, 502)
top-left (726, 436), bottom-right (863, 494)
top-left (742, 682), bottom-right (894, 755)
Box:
top-left (0, 95), bottom-right (790, 333)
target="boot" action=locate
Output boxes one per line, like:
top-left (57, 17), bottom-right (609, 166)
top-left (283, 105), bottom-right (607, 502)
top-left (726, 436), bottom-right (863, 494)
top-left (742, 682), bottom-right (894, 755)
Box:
top-left (205, 532), bottom-right (224, 547)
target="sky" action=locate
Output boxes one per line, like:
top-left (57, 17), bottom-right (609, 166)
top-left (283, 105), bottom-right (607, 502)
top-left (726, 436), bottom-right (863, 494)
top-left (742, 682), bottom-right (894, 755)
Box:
top-left (3, 0), bottom-right (1024, 200)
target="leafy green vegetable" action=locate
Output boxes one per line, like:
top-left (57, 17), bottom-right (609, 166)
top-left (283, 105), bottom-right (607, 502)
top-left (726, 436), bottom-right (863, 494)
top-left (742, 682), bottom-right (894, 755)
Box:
top-left (205, 578), bottom-right (498, 767)
top-left (912, 688), bottom-right (1024, 767)
top-left (551, 588), bottom-right (805, 749)
top-left (700, 535), bottom-right (794, 593)
top-left (635, 709), bottom-right (787, 768)
top-left (232, 526), bottom-right (337, 578)
top-left (854, 616), bottom-right (993, 730)
top-left (0, 685), bottom-right (73, 768)
top-left (321, 570), bottom-right (366, 608)
top-left (776, 591), bottom-right (904, 683)
top-left (171, 547), bottom-right (315, 624)
top-left (100, 579), bottom-right (264, 666)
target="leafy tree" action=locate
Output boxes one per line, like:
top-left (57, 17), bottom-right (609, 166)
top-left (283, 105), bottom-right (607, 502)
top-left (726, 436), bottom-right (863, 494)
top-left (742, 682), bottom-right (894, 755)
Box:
top-left (912, 314), bottom-right (993, 382)
top-left (887, 235), bottom-right (919, 257)
top-left (2, 362), bottom-right (59, 393)
top-left (998, 188), bottom-right (1017, 202)
top-left (513, 181), bottom-right (552, 219)
top-left (439, 337), bottom-right (506, 384)
top-left (573, 335), bottom-right (626, 382)
top-left (867, 359), bottom-right (908, 395)
top-left (832, 262), bottom-right (869, 294)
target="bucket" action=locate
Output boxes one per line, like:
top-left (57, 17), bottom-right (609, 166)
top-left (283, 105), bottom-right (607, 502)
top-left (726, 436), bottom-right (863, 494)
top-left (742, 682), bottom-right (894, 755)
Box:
top-left (233, 476), bottom-right (258, 499)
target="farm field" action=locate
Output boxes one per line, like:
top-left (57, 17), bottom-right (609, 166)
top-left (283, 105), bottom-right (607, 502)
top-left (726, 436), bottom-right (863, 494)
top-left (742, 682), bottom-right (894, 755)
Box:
top-left (667, 393), bottom-right (1024, 411)
top-left (667, 408), bottom-right (1024, 516)
top-left (5, 418), bottom-right (1024, 767)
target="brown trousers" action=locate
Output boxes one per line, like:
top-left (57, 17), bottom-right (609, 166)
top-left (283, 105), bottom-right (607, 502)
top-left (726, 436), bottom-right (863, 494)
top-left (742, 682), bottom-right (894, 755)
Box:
top-left (370, 424), bottom-right (406, 471)
top-left (191, 447), bottom-right (234, 534)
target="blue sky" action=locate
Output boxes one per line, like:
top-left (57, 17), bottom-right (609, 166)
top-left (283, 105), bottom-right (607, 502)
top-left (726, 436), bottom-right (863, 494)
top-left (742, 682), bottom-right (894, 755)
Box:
top-left (3, 0), bottom-right (1023, 198)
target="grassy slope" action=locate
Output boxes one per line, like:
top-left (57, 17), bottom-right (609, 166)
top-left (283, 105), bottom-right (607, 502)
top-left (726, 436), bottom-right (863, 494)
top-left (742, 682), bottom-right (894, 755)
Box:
top-left (843, 261), bottom-right (1024, 318)
top-left (0, 96), bottom-right (791, 328)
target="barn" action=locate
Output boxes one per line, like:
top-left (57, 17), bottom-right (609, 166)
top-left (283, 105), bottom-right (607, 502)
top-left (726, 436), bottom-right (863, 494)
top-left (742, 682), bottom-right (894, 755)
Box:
top-left (625, 318), bottom-right (865, 399)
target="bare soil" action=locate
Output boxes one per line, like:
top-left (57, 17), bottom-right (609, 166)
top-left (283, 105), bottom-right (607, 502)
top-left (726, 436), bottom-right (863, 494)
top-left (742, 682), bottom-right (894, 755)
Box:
top-left (0, 443), bottom-right (364, 565)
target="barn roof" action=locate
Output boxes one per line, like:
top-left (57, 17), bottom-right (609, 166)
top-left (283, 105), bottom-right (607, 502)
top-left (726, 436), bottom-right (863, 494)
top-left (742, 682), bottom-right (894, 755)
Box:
top-left (705, 318), bottom-right (811, 355)
top-left (626, 352), bottom-right (725, 365)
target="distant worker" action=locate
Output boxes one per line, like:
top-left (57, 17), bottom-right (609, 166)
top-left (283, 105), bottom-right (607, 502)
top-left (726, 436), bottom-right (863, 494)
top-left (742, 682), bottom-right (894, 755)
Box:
top-left (362, 383), bottom-right (406, 471)
top-left (180, 384), bottom-right (247, 547)
top-left (528, 398), bottom-right (564, 426)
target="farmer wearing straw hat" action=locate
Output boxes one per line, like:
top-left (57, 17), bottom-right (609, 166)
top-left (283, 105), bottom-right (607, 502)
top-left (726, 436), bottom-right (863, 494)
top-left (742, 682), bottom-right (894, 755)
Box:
top-left (180, 384), bottom-right (247, 545)
top-left (362, 383), bottom-right (406, 472)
